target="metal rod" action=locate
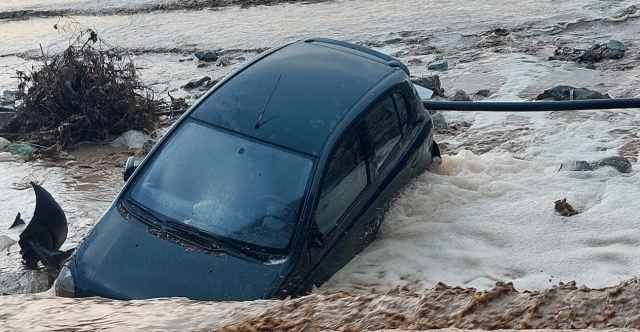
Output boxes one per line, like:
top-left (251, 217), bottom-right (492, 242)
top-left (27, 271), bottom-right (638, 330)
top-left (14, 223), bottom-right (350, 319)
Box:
top-left (423, 98), bottom-right (640, 112)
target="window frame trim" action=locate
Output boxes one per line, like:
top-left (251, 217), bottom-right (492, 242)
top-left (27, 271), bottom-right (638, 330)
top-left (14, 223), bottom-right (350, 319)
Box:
top-left (312, 120), bottom-right (371, 236)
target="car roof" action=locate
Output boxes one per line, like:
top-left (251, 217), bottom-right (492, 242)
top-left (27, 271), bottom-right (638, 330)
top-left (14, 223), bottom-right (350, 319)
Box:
top-left (191, 38), bottom-right (402, 156)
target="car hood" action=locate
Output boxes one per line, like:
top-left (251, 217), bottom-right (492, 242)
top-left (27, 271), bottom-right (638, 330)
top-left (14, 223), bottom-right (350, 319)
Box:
top-left (72, 206), bottom-right (287, 301)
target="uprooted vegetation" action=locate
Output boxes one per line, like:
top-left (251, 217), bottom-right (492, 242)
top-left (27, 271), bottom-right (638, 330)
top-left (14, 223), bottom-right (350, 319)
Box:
top-left (0, 20), bottom-right (161, 151)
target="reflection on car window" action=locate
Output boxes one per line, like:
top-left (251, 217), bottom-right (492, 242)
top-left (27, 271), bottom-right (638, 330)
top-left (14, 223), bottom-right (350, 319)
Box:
top-left (316, 128), bottom-right (368, 234)
top-left (393, 92), bottom-right (409, 135)
top-left (365, 96), bottom-right (402, 170)
top-left (129, 120), bottom-right (313, 250)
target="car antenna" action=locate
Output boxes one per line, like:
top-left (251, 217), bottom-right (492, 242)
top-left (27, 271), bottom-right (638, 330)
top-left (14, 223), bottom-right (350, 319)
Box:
top-left (255, 75), bottom-right (282, 129)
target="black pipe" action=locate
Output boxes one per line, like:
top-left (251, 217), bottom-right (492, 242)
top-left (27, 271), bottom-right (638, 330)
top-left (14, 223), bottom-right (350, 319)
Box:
top-left (423, 98), bottom-right (640, 112)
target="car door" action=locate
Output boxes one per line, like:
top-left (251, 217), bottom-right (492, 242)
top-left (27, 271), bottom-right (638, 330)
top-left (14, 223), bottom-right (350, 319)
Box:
top-left (368, 88), bottom-right (423, 205)
top-left (305, 122), bottom-right (378, 287)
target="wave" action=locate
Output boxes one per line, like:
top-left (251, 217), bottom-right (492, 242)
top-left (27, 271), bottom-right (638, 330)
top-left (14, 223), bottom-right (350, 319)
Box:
top-left (0, 0), bottom-right (328, 20)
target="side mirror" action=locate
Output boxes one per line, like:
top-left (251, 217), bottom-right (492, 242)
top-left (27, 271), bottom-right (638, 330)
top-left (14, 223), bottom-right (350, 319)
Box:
top-left (309, 223), bottom-right (325, 249)
top-left (123, 156), bottom-right (139, 182)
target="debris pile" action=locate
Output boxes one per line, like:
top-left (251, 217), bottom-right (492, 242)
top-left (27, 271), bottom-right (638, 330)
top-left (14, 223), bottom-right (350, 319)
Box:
top-left (0, 21), bottom-right (160, 150)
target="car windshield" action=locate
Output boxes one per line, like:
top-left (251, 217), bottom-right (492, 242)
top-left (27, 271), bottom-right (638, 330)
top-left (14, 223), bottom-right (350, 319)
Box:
top-left (128, 120), bottom-right (313, 251)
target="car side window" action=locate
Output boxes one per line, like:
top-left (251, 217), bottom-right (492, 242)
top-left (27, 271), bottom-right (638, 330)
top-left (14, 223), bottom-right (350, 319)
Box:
top-left (365, 96), bottom-right (402, 170)
top-left (316, 127), bottom-right (368, 234)
top-left (393, 92), bottom-right (409, 135)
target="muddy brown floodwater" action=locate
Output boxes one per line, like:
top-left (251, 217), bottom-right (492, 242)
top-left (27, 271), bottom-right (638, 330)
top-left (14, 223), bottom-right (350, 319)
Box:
top-left (3, 278), bottom-right (640, 331)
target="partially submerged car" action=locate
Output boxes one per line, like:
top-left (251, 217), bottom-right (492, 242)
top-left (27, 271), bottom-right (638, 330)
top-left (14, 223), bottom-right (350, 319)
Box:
top-left (54, 38), bottom-right (440, 301)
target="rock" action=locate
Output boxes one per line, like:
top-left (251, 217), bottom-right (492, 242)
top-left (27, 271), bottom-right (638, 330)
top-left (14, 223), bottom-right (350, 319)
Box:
top-left (427, 59), bottom-right (448, 71)
top-left (555, 198), bottom-right (579, 217)
top-left (431, 112), bottom-right (448, 129)
top-left (0, 235), bottom-right (16, 253)
top-left (0, 270), bottom-right (53, 295)
top-left (197, 63), bottom-right (208, 68)
top-left (0, 137), bottom-right (9, 150)
top-left (110, 130), bottom-right (151, 150)
top-left (559, 160), bottom-right (593, 172)
top-left (449, 89), bottom-right (471, 101)
top-left (413, 75), bottom-right (445, 97)
top-left (559, 156), bottom-right (632, 173)
top-left (3, 143), bottom-right (38, 155)
top-left (535, 85), bottom-right (611, 101)
top-left (195, 51), bottom-right (218, 62)
top-left (203, 79), bottom-right (220, 89)
top-left (1, 90), bottom-right (15, 106)
top-left (181, 76), bottom-right (211, 90)
top-left (590, 156), bottom-right (632, 173)
top-left (475, 89), bottom-right (491, 97)
top-left (607, 39), bottom-right (626, 51)
top-left (0, 152), bottom-right (19, 162)
top-left (549, 39), bottom-right (626, 64)
top-left (604, 39), bottom-right (626, 60)
top-left (216, 57), bottom-right (231, 66)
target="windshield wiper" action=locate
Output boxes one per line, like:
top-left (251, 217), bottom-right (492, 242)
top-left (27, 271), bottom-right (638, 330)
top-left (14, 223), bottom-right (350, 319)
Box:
top-left (126, 199), bottom-right (222, 251)
top-left (125, 199), bottom-right (262, 263)
top-left (163, 219), bottom-right (263, 263)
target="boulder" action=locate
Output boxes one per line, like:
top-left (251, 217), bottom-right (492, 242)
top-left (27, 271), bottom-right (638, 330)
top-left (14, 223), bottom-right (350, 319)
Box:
top-left (431, 113), bottom-right (448, 129)
top-left (559, 156), bottom-right (632, 173)
top-left (549, 39), bottom-right (626, 64)
top-left (559, 160), bottom-right (593, 172)
top-left (427, 59), bottom-right (448, 71)
top-left (413, 75), bottom-right (445, 97)
top-left (0, 137), bottom-right (9, 151)
top-left (181, 76), bottom-right (212, 90)
top-left (590, 156), bottom-right (632, 173)
top-left (0, 90), bottom-right (15, 106)
top-left (195, 51), bottom-right (218, 62)
top-left (536, 85), bottom-right (610, 101)
top-left (449, 89), bottom-right (471, 101)
top-left (475, 89), bottom-right (491, 98)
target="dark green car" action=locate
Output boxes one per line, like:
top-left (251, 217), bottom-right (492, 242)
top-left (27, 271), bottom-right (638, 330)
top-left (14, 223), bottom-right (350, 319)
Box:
top-left (54, 38), bottom-right (440, 301)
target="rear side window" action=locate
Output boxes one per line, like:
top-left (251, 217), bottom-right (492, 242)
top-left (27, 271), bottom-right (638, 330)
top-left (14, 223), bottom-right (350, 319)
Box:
top-left (365, 96), bottom-right (402, 170)
top-left (393, 92), bottom-right (409, 135)
top-left (316, 128), bottom-right (368, 233)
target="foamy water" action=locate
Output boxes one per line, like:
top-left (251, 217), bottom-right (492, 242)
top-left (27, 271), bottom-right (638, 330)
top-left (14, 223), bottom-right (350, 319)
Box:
top-left (2, 0), bottom-right (640, 329)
